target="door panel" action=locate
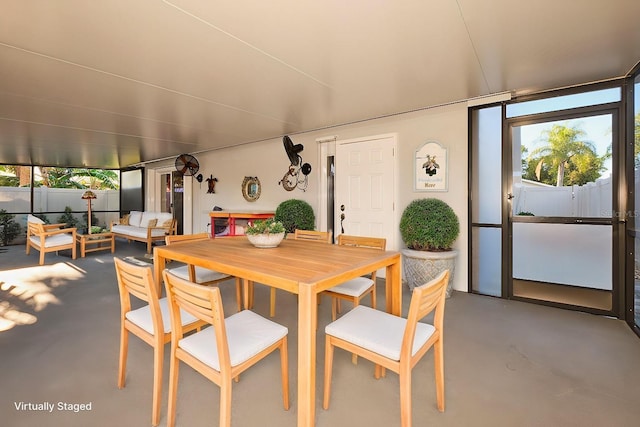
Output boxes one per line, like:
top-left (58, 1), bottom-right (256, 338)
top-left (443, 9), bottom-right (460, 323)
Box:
top-left (509, 112), bottom-right (616, 313)
top-left (335, 135), bottom-right (395, 248)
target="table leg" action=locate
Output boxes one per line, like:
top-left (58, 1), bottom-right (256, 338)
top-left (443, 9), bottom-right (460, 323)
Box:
top-left (297, 283), bottom-right (317, 427)
top-left (153, 252), bottom-right (165, 297)
top-left (242, 279), bottom-right (252, 310)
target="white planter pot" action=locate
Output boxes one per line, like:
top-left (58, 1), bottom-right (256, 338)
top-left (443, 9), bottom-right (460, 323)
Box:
top-left (401, 248), bottom-right (458, 298)
top-left (246, 232), bottom-right (285, 248)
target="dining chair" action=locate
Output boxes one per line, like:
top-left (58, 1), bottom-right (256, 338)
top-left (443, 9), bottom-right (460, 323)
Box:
top-left (323, 269), bottom-right (450, 427)
top-left (165, 233), bottom-right (243, 312)
top-left (114, 257), bottom-right (205, 427)
top-left (25, 214), bottom-right (76, 265)
top-left (267, 229), bottom-right (332, 317)
top-left (162, 269), bottom-right (290, 427)
top-left (323, 234), bottom-right (386, 322)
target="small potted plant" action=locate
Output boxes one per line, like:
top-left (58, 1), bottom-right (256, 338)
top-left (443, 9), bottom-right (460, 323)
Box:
top-left (245, 218), bottom-right (286, 248)
top-left (399, 198), bottom-right (460, 297)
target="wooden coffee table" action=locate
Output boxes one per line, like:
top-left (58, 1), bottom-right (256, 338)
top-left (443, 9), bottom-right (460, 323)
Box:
top-left (76, 232), bottom-right (115, 257)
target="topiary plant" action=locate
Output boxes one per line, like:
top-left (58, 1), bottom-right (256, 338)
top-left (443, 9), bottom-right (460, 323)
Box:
top-left (274, 199), bottom-right (315, 233)
top-left (0, 210), bottom-right (21, 246)
top-left (399, 198), bottom-right (459, 251)
top-left (57, 206), bottom-right (80, 229)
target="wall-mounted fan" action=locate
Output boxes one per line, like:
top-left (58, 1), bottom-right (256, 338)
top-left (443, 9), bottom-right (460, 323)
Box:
top-left (175, 154), bottom-right (200, 176)
top-left (279, 135), bottom-right (311, 191)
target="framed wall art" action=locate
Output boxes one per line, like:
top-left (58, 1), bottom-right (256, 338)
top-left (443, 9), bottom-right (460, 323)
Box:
top-left (414, 141), bottom-right (447, 191)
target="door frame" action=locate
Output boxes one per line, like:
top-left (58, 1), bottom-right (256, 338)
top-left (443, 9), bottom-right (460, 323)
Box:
top-left (317, 133), bottom-right (399, 250)
top-left (150, 166), bottom-right (193, 234)
top-left (503, 99), bottom-right (625, 317)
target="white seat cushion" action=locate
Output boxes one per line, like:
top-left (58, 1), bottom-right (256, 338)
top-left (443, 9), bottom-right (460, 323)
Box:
top-left (168, 265), bottom-right (230, 284)
top-left (328, 277), bottom-right (374, 297)
top-left (126, 297), bottom-right (198, 335)
top-left (30, 233), bottom-right (73, 248)
top-left (325, 305), bottom-right (435, 361)
top-left (179, 310), bottom-right (287, 371)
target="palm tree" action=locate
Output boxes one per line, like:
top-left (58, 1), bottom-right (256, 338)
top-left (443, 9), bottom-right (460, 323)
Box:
top-left (527, 124), bottom-right (607, 187)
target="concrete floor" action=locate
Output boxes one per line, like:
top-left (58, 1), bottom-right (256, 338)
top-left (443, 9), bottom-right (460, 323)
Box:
top-left (1, 241), bottom-right (640, 427)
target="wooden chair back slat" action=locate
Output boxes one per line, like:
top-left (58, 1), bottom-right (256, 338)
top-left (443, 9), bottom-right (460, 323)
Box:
top-left (294, 229), bottom-right (332, 243)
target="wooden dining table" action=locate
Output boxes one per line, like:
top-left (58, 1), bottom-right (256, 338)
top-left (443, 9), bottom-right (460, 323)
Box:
top-left (153, 236), bottom-right (402, 427)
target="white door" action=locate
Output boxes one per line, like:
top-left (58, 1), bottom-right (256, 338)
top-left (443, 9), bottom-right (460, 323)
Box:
top-left (335, 134), bottom-right (396, 251)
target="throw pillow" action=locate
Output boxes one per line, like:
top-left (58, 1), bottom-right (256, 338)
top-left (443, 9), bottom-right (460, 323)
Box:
top-left (119, 214), bottom-right (130, 225)
top-left (147, 219), bottom-right (158, 228)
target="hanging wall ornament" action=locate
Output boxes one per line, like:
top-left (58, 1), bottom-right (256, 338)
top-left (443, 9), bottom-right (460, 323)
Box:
top-left (279, 135), bottom-right (311, 192)
top-left (206, 175), bottom-right (218, 193)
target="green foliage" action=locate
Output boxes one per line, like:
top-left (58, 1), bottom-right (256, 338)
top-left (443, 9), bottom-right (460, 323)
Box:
top-left (57, 206), bottom-right (80, 229)
top-left (274, 199), bottom-right (315, 233)
top-left (245, 218), bottom-right (285, 235)
top-left (34, 167), bottom-right (119, 189)
top-left (0, 210), bottom-right (21, 246)
top-left (522, 124), bottom-right (608, 187)
top-left (399, 198), bottom-right (460, 251)
top-left (0, 211), bottom-right (21, 245)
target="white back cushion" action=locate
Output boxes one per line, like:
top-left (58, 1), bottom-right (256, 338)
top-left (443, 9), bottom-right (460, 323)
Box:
top-left (128, 211), bottom-right (143, 227)
top-left (27, 214), bottom-right (45, 224)
top-left (139, 212), bottom-right (157, 228)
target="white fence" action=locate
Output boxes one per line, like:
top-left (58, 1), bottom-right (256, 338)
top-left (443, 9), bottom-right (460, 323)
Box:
top-left (0, 187), bottom-right (120, 236)
top-left (512, 176), bottom-right (612, 217)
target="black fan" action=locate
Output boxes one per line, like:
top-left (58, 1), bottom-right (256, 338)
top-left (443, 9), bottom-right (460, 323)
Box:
top-left (175, 154), bottom-right (200, 176)
top-left (283, 135), bottom-right (304, 166)
top-left (279, 136), bottom-right (312, 192)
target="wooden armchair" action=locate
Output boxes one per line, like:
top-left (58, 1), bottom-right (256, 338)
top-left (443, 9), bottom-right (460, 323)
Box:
top-left (26, 221), bottom-right (77, 265)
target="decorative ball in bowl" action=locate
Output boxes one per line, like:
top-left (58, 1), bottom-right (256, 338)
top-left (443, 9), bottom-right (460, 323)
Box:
top-left (245, 219), bottom-right (286, 248)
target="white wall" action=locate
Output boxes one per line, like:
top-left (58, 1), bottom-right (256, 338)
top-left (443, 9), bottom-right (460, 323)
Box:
top-left (147, 102), bottom-right (469, 292)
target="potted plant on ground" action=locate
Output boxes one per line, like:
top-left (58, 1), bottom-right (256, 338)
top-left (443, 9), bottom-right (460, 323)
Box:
top-left (274, 199), bottom-right (315, 233)
top-left (245, 218), bottom-right (286, 248)
top-left (399, 198), bottom-right (460, 297)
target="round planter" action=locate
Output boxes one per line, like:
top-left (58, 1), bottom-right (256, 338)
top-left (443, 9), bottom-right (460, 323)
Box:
top-left (246, 232), bottom-right (285, 248)
top-left (401, 248), bottom-right (458, 298)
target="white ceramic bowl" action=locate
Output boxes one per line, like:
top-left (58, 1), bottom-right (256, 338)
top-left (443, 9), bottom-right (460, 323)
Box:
top-left (246, 232), bottom-right (285, 248)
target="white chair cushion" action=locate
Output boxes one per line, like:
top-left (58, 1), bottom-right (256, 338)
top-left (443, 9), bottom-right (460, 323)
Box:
top-left (126, 297), bottom-right (198, 335)
top-left (168, 265), bottom-right (230, 284)
top-left (179, 310), bottom-right (287, 371)
top-left (30, 234), bottom-right (73, 248)
top-left (27, 214), bottom-right (45, 224)
top-left (325, 305), bottom-right (435, 361)
top-left (156, 212), bottom-right (173, 226)
top-left (328, 277), bottom-right (374, 297)
top-left (139, 211), bottom-right (158, 228)
top-left (128, 211), bottom-right (143, 227)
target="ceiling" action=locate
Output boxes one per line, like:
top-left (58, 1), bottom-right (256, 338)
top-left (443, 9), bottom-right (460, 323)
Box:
top-left (1, 0), bottom-right (639, 169)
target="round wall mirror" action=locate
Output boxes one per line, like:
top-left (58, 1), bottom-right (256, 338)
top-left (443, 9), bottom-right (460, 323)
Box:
top-left (242, 176), bottom-right (261, 202)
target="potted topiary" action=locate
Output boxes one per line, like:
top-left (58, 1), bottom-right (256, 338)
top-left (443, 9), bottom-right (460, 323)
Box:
top-left (274, 199), bottom-right (315, 233)
top-left (399, 198), bottom-right (460, 297)
top-left (245, 218), bottom-right (286, 248)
